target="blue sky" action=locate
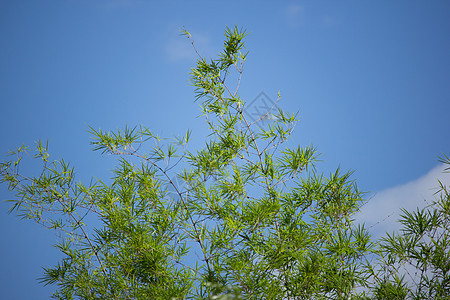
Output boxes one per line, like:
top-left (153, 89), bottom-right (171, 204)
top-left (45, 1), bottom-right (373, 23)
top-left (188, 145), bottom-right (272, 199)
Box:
top-left (1, 1), bottom-right (449, 298)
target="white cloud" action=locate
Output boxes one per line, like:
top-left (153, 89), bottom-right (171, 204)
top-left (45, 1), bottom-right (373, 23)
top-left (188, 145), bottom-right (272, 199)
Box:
top-left (354, 164), bottom-right (450, 239)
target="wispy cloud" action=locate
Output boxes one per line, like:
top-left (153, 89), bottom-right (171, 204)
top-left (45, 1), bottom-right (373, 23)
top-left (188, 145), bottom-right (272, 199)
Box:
top-left (285, 3), bottom-right (305, 28)
top-left (355, 164), bottom-right (450, 239)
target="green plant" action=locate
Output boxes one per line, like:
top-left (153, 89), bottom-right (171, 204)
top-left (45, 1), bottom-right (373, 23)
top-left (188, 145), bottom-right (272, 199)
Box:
top-left (370, 155), bottom-right (450, 299)
top-left (1, 26), bottom-right (375, 299)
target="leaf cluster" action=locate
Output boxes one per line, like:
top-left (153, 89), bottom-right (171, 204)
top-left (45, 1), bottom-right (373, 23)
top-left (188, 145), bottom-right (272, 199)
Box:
top-left (369, 155), bottom-right (450, 299)
top-left (5, 26), bottom-right (444, 300)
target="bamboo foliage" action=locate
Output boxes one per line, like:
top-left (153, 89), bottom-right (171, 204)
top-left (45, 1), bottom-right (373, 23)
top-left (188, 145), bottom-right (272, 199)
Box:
top-left (4, 26), bottom-right (431, 299)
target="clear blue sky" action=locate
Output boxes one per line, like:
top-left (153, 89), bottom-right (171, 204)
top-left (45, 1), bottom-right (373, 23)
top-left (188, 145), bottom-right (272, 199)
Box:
top-left (1, 1), bottom-right (449, 298)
